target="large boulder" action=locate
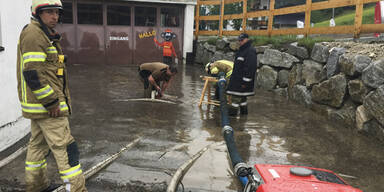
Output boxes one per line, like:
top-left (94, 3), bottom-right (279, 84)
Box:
top-left (302, 60), bottom-right (324, 87)
top-left (362, 59), bottom-right (384, 88)
top-left (356, 105), bottom-right (373, 132)
top-left (363, 85), bottom-right (384, 126)
top-left (213, 51), bottom-right (234, 62)
top-left (216, 38), bottom-right (229, 50)
top-left (255, 45), bottom-right (272, 54)
top-left (195, 42), bottom-right (205, 64)
top-left (257, 54), bottom-right (262, 68)
top-left (256, 65), bottom-right (278, 90)
top-left (203, 42), bottom-right (216, 53)
top-left (326, 48), bottom-right (346, 78)
top-left (340, 54), bottom-right (371, 77)
top-left (195, 42), bottom-right (215, 64)
top-left (288, 64), bottom-right (303, 98)
top-left (348, 79), bottom-right (368, 104)
top-left (229, 41), bottom-right (240, 51)
top-left (273, 88), bottom-right (288, 99)
top-left (278, 70), bottom-right (289, 88)
top-left (312, 74), bottom-right (347, 108)
top-left (327, 101), bottom-right (356, 128)
top-left (287, 42), bottom-right (309, 59)
top-left (291, 85), bottom-right (312, 107)
top-left (311, 43), bottom-right (330, 63)
top-left (362, 119), bottom-right (384, 142)
top-left (200, 51), bottom-right (213, 65)
top-left (260, 49), bottom-right (299, 69)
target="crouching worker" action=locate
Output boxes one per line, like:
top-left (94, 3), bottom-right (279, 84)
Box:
top-left (139, 62), bottom-right (177, 98)
top-left (205, 59), bottom-right (234, 100)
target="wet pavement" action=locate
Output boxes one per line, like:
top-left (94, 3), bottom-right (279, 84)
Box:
top-left (1, 63), bottom-right (384, 192)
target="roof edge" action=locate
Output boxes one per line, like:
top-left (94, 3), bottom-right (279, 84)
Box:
top-left (119, 0), bottom-right (197, 5)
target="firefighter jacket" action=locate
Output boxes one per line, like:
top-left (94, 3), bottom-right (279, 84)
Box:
top-left (210, 60), bottom-right (234, 79)
top-left (139, 62), bottom-right (172, 83)
top-left (17, 19), bottom-right (71, 119)
top-left (226, 40), bottom-right (257, 96)
top-left (154, 38), bottom-right (177, 57)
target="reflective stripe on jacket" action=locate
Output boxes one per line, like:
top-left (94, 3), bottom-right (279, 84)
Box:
top-left (17, 19), bottom-right (71, 119)
top-left (210, 60), bottom-right (234, 78)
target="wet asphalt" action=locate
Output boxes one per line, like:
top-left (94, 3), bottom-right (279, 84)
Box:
top-left (0, 63), bottom-right (383, 192)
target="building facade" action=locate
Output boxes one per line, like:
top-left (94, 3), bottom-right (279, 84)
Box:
top-left (57, 0), bottom-right (196, 65)
top-left (0, 0), bottom-right (31, 153)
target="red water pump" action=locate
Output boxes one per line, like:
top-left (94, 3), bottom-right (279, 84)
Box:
top-left (245, 164), bottom-right (362, 192)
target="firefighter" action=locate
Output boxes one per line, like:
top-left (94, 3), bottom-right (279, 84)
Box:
top-left (154, 29), bottom-right (178, 65)
top-left (138, 62), bottom-right (178, 98)
top-left (16, 0), bottom-right (87, 191)
top-left (226, 33), bottom-right (258, 116)
top-left (205, 59), bottom-right (234, 100)
top-left (205, 59), bottom-right (234, 79)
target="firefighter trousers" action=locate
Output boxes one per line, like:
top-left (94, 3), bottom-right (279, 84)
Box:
top-left (229, 95), bottom-right (248, 116)
top-left (25, 117), bottom-right (87, 192)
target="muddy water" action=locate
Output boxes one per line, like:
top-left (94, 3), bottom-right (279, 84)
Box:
top-left (0, 63), bottom-right (383, 192)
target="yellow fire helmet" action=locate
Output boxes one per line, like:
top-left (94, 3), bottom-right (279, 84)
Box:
top-left (211, 67), bottom-right (219, 74)
top-left (32, 0), bottom-right (63, 16)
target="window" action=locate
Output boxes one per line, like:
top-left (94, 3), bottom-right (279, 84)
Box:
top-left (61, 2), bottom-right (73, 24)
top-left (77, 3), bottom-right (103, 25)
top-left (161, 8), bottom-right (180, 27)
top-left (135, 7), bottom-right (156, 26)
top-left (107, 5), bottom-right (131, 26)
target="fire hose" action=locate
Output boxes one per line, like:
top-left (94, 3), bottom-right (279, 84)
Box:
top-left (217, 73), bottom-right (261, 192)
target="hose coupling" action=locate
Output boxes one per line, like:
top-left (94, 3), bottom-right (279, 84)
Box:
top-left (234, 162), bottom-right (249, 177)
top-left (222, 125), bottom-right (233, 135)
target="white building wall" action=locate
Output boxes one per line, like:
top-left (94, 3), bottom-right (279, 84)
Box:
top-left (0, 0), bottom-right (31, 152)
top-left (183, 4), bottom-right (195, 60)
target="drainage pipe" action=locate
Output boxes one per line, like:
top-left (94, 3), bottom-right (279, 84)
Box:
top-left (52, 137), bottom-right (142, 192)
top-left (166, 144), bottom-right (211, 192)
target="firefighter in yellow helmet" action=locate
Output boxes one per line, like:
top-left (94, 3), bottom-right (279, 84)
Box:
top-left (205, 59), bottom-right (234, 100)
top-left (205, 60), bottom-right (233, 79)
top-left (17, 0), bottom-right (87, 191)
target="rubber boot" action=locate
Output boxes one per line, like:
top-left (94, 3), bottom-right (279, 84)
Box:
top-left (240, 106), bottom-right (248, 115)
top-left (228, 107), bottom-right (238, 116)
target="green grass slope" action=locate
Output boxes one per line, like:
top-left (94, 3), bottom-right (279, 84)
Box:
top-left (314, 5), bottom-right (375, 27)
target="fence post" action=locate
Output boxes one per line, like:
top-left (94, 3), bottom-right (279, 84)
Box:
top-left (219, 0), bottom-right (225, 37)
top-left (354, 0), bottom-right (364, 39)
top-left (195, 1), bottom-right (200, 36)
top-left (304, 0), bottom-right (312, 37)
top-left (242, 0), bottom-right (247, 32)
top-left (268, 0), bottom-right (275, 37)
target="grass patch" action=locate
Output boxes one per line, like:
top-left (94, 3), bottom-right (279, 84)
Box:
top-left (207, 37), bottom-right (219, 45)
top-left (250, 35), bottom-right (298, 48)
top-left (297, 37), bottom-right (334, 52)
top-left (248, 35), bottom-right (333, 52)
top-left (314, 5), bottom-right (375, 27)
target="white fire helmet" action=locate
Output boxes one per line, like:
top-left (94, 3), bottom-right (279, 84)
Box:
top-left (32, 0), bottom-right (63, 16)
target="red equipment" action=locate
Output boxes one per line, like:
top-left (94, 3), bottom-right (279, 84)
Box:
top-left (374, 1), bottom-right (384, 37)
top-left (253, 164), bottom-right (362, 192)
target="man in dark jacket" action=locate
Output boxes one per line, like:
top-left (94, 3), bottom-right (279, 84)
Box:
top-left (226, 33), bottom-right (257, 116)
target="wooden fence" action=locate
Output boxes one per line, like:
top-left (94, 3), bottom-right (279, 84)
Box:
top-left (195, 0), bottom-right (384, 38)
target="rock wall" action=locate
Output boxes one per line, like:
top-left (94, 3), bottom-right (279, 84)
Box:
top-left (195, 39), bottom-right (384, 142)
